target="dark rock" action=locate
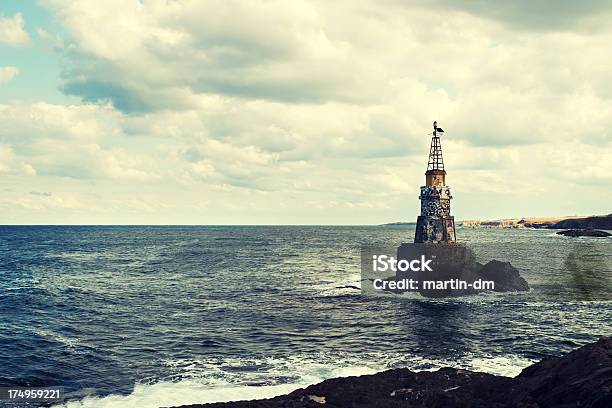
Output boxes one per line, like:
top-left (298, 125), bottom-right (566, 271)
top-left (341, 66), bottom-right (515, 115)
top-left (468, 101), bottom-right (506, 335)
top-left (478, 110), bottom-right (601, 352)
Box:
top-left (552, 214), bottom-right (612, 230)
top-left (477, 260), bottom-right (530, 291)
top-left (393, 243), bottom-right (529, 297)
top-left (557, 229), bottom-right (611, 237)
top-left (170, 337), bottom-right (612, 408)
top-left (517, 336), bottom-right (612, 407)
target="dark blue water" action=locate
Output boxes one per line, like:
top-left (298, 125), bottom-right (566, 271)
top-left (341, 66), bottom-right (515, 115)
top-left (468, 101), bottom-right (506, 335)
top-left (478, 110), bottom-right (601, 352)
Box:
top-left (0, 226), bottom-right (609, 407)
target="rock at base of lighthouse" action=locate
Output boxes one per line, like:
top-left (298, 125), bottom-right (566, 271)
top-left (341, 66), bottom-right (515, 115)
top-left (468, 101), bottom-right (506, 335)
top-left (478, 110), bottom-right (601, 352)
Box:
top-left (477, 260), bottom-right (529, 292)
top-left (395, 243), bottom-right (529, 297)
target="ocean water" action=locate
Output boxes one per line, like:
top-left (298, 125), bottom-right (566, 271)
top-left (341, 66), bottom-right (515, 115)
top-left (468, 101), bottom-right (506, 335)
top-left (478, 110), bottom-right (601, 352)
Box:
top-left (0, 226), bottom-right (609, 407)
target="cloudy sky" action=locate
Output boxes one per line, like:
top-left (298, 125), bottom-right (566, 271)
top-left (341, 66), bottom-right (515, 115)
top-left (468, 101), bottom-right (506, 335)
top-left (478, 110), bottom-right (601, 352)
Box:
top-left (1, 0), bottom-right (611, 224)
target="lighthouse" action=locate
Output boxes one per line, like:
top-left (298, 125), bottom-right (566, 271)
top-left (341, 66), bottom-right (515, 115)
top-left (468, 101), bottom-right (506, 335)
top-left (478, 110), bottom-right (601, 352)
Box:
top-left (414, 121), bottom-right (457, 243)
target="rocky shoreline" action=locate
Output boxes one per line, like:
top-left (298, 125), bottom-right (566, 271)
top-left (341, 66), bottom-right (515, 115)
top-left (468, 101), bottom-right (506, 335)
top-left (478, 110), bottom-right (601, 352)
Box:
top-left (172, 336), bottom-right (612, 408)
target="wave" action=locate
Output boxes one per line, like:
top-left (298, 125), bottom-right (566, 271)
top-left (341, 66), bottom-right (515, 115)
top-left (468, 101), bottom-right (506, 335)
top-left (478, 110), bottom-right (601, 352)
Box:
top-left (53, 353), bottom-right (532, 408)
top-left (52, 365), bottom-right (377, 408)
top-left (54, 380), bottom-right (306, 408)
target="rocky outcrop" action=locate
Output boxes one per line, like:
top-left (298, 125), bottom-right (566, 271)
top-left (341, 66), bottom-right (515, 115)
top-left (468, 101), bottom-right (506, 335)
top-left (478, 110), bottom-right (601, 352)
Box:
top-left (393, 243), bottom-right (529, 297)
top-left (461, 214), bottom-right (612, 230)
top-left (477, 260), bottom-right (529, 291)
top-left (516, 336), bottom-right (612, 407)
top-left (552, 214), bottom-right (612, 230)
top-left (171, 337), bottom-right (612, 408)
top-left (557, 229), bottom-right (611, 237)
top-left (520, 214), bottom-right (612, 229)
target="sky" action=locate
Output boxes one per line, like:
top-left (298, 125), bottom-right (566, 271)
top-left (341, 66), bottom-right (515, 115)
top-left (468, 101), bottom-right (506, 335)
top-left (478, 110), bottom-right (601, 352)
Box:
top-left (1, 0), bottom-right (611, 225)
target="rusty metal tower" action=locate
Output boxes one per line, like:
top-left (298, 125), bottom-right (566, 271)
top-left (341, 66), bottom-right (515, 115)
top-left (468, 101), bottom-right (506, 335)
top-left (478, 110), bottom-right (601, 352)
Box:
top-left (414, 121), bottom-right (457, 243)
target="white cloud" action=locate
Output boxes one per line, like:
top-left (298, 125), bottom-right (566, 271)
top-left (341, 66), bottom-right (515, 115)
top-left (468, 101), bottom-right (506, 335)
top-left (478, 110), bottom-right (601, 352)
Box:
top-left (13, 192), bottom-right (84, 211)
top-left (0, 144), bottom-right (35, 175)
top-left (0, 66), bottom-right (19, 83)
top-left (2, 1), bottom-right (611, 223)
top-left (0, 13), bottom-right (30, 46)
top-left (0, 102), bottom-right (156, 181)
top-left (38, 1), bottom-right (612, 145)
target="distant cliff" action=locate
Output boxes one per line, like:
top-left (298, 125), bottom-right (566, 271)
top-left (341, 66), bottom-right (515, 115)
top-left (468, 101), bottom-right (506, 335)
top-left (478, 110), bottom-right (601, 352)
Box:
top-left (461, 214), bottom-right (612, 230)
top-left (551, 214), bottom-right (612, 229)
top-left (462, 219), bottom-right (525, 228)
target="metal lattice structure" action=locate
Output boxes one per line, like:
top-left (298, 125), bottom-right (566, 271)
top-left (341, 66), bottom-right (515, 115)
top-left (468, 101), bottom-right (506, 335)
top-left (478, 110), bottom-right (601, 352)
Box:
top-left (427, 135), bottom-right (444, 171)
top-left (427, 121), bottom-right (444, 171)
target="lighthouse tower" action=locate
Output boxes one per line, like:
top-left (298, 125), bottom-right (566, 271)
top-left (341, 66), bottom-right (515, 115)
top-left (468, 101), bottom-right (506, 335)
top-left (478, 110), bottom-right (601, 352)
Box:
top-left (414, 121), bottom-right (457, 243)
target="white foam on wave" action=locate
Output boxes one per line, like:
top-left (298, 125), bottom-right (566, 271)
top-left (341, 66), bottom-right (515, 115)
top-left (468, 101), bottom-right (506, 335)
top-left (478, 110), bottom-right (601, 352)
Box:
top-left (383, 353), bottom-right (534, 378)
top-left (466, 354), bottom-right (534, 377)
top-left (53, 380), bottom-right (302, 408)
top-left (52, 353), bottom-right (532, 408)
top-left (53, 364), bottom-right (378, 408)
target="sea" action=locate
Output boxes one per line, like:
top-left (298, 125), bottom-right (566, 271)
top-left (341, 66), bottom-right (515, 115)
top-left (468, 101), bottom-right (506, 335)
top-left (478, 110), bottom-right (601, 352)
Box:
top-left (0, 225), bottom-right (610, 407)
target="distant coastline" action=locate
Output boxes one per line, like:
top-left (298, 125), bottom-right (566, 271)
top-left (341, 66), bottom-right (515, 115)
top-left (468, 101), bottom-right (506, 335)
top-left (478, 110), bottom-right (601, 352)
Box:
top-left (382, 214), bottom-right (612, 229)
top-left (461, 214), bottom-right (612, 229)
top-left (380, 222), bottom-right (416, 227)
